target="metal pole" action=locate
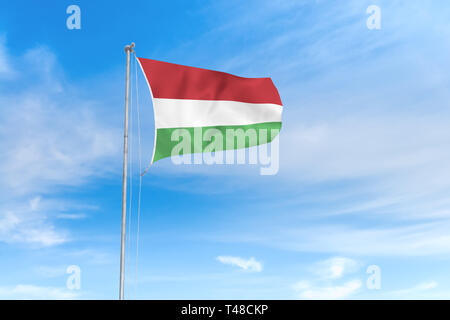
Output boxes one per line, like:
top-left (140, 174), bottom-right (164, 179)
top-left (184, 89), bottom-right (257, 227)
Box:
top-left (120, 42), bottom-right (135, 300)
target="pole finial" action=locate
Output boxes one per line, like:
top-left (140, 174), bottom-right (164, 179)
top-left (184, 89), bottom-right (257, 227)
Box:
top-left (124, 42), bottom-right (135, 53)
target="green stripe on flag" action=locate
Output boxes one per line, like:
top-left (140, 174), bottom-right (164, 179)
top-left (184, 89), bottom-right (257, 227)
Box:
top-left (153, 122), bottom-right (281, 162)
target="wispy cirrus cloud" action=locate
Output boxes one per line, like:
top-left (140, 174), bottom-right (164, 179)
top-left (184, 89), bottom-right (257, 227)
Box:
top-left (388, 281), bottom-right (438, 298)
top-left (0, 197), bottom-right (68, 246)
top-left (210, 219), bottom-right (450, 257)
top-left (0, 40), bottom-right (121, 194)
top-left (174, 0), bottom-right (450, 263)
top-left (216, 256), bottom-right (263, 272)
top-left (0, 37), bottom-right (121, 247)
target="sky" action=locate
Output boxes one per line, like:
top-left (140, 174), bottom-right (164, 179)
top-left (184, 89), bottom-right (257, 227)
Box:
top-left (1, 0), bottom-right (450, 299)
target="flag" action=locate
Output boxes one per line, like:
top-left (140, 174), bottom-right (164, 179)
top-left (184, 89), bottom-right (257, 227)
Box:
top-left (137, 58), bottom-right (283, 163)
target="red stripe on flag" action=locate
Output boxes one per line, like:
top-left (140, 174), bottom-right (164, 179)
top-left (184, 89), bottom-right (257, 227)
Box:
top-left (138, 58), bottom-right (282, 106)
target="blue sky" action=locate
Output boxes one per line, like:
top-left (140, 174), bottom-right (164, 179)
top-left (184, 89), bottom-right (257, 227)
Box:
top-left (1, 0), bottom-right (450, 299)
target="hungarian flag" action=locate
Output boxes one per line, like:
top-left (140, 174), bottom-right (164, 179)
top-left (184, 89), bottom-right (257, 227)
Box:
top-left (137, 58), bottom-right (283, 163)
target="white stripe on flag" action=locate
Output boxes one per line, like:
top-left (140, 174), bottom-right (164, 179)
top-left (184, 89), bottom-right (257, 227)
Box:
top-left (153, 98), bottom-right (282, 129)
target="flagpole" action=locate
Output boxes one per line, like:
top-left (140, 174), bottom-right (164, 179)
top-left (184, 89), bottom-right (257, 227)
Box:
top-left (120, 42), bottom-right (135, 300)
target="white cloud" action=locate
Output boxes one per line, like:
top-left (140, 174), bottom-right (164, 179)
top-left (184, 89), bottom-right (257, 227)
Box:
top-left (0, 206), bottom-right (67, 247)
top-left (216, 256), bottom-right (262, 272)
top-left (293, 279), bottom-right (361, 300)
top-left (313, 257), bottom-right (359, 280)
top-left (0, 284), bottom-right (80, 299)
top-left (293, 256), bottom-right (361, 299)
